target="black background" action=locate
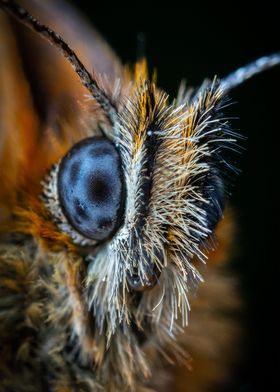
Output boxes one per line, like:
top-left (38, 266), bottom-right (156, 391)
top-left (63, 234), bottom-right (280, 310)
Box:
top-left (74, 2), bottom-right (279, 390)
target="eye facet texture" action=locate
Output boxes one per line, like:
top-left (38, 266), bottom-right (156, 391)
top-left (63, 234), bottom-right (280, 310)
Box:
top-left (58, 137), bottom-right (125, 242)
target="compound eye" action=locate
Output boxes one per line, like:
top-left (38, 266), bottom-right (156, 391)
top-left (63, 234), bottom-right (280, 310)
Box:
top-left (58, 137), bottom-right (125, 242)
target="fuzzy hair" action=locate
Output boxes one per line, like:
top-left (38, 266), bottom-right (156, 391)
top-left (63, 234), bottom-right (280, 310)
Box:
top-left (0, 214), bottom-right (240, 392)
top-left (83, 76), bottom-right (238, 336)
top-left (39, 72), bottom-right (238, 336)
top-left (0, 2), bottom-right (241, 391)
top-left (39, 69), bottom-right (239, 389)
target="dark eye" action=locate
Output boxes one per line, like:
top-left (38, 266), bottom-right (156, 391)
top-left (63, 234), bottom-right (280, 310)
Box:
top-left (57, 137), bottom-right (125, 242)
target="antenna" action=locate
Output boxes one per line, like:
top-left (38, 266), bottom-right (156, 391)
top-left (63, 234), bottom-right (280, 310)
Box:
top-left (221, 53), bottom-right (280, 92)
top-left (0, 0), bottom-right (118, 125)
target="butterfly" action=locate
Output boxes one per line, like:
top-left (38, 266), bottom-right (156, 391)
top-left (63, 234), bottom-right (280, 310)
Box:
top-left (0, 0), bottom-right (279, 391)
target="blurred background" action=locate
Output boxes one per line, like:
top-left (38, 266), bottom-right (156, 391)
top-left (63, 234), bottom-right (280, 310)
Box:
top-left (73, 2), bottom-right (279, 390)
top-left (1, 0), bottom-right (277, 390)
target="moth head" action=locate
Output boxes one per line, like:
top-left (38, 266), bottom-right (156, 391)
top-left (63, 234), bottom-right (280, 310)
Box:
top-left (2, 0), bottom-right (278, 342)
top-left (42, 75), bottom-right (235, 336)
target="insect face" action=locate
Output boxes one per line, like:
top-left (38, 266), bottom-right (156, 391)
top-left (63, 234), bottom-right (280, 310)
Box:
top-left (0, 1), bottom-right (279, 390)
top-left (40, 75), bottom-right (234, 336)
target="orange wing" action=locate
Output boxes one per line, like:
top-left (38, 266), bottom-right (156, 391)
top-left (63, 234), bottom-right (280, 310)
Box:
top-left (0, 0), bottom-right (123, 222)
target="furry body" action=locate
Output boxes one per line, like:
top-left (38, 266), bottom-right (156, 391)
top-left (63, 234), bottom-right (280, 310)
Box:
top-left (0, 1), bottom-right (242, 390)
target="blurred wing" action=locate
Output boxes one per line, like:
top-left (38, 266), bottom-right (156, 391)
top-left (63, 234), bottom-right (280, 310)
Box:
top-left (0, 0), bottom-right (122, 220)
top-left (12, 0), bottom-right (122, 124)
top-left (0, 13), bottom-right (39, 218)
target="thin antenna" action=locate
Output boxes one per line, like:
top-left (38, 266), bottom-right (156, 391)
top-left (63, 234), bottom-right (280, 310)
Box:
top-left (221, 53), bottom-right (280, 92)
top-left (0, 0), bottom-right (117, 124)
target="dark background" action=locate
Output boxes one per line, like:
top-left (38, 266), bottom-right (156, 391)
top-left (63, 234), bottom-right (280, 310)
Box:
top-left (75, 2), bottom-right (279, 390)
